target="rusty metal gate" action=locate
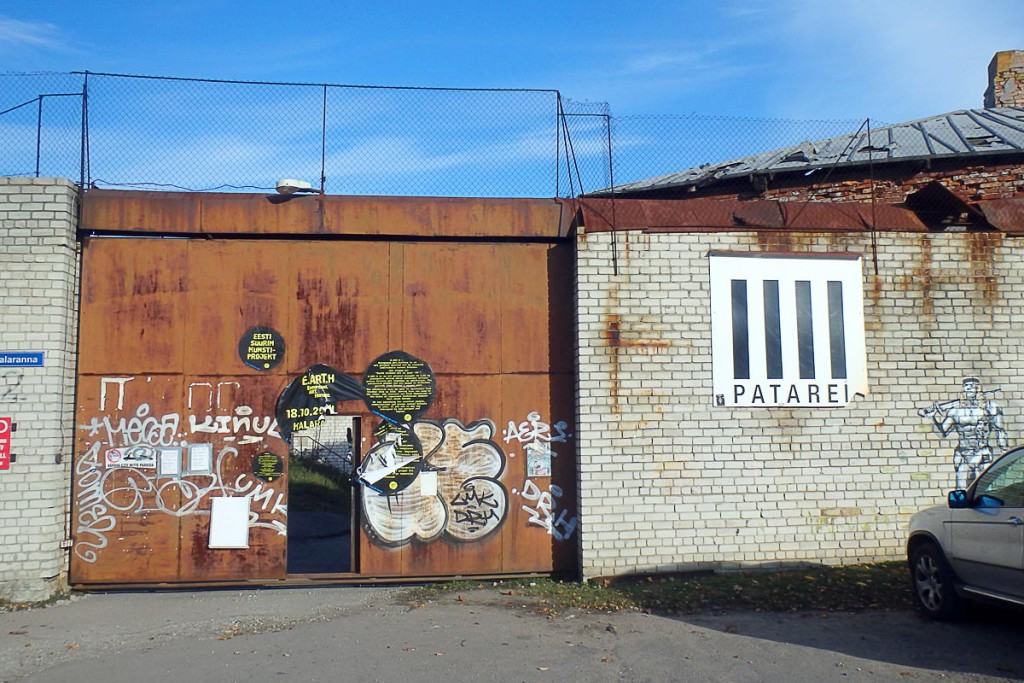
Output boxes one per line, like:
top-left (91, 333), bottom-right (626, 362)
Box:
top-left (71, 191), bottom-right (577, 586)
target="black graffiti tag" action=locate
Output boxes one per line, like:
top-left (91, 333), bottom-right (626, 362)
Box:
top-left (450, 483), bottom-right (500, 533)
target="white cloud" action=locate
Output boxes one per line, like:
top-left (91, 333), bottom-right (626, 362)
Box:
top-left (624, 50), bottom-right (715, 75)
top-left (760, 0), bottom-right (1024, 120)
top-left (0, 16), bottom-right (67, 53)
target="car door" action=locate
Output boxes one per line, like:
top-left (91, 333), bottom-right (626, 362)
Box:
top-left (948, 449), bottom-right (1024, 598)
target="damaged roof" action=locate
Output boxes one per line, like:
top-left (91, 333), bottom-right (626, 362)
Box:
top-left (594, 107), bottom-right (1024, 196)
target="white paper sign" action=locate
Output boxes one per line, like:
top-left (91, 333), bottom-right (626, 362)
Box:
top-left (209, 497), bottom-right (251, 549)
top-left (187, 443), bottom-right (213, 474)
top-left (419, 470), bottom-right (438, 496)
top-left (158, 447), bottom-right (182, 477)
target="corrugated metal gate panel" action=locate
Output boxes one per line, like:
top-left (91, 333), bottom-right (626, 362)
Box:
top-left (72, 374), bottom-right (184, 584)
top-left (176, 373), bottom-right (289, 582)
top-left (73, 230), bottom-right (575, 585)
top-left (78, 238), bottom-right (188, 375)
top-left (400, 244), bottom-right (503, 375)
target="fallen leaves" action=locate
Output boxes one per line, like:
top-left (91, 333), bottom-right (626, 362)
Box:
top-left (400, 562), bottom-right (913, 617)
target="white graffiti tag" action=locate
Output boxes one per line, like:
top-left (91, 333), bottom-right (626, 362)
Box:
top-left (74, 376), bottom-right (288, 564)
top-left (80, 405), bottom-right (280, 447)
top-left (80, 403), bottom-right (179, 448)
top-left (73, 442), bottom-right (288, 563)
top-left (519, 479), bottom-right (577, 541)
top-left (502, 411), bottom-right (569, 445)
top-left (189, 406), bottom-right (280, 444)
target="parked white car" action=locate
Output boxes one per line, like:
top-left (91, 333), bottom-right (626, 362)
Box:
top-left (907, 445), bottom-right (1024, 619)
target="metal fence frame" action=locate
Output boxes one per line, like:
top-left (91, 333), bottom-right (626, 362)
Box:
top-left (1, 71), bottom-right (868, 199)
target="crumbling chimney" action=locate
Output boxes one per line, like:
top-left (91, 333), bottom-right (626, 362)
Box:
top-left (985, 50), bottom-right (1024, 108)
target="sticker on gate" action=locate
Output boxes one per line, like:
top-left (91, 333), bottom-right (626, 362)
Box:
top-left (105, 446), bottom-right (156, 469)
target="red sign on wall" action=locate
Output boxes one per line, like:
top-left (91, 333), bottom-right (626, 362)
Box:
top-left (0, 417), bottom-right (11, 470)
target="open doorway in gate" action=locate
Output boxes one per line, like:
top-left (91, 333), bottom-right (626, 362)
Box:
top-left (287, 416), bottom-right (359, 574)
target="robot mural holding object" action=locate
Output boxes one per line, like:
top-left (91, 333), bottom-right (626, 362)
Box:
top-left (919, 377), bottom-right (1008, 489)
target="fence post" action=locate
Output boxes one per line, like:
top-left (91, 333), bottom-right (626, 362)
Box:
top-left (35, 97), bottom-right (43, 178)
top-left (79, 72), bottom-right (90, 190)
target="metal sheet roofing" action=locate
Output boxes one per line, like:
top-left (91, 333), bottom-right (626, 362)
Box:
top-left (596, 107), bottom-right (1024, 196)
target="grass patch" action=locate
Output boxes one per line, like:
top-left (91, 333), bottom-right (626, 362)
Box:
top-left (289, 457), bottom-right (351, 513)
top-left (404, 562), bottom-right (914, 615)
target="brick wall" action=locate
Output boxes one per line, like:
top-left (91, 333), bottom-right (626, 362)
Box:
top-left (0, 178), bottom-right (79, 602)
top-left (576, 226), bottom-right (1024, 579)
top-left (757, 162), bottom-right (1024, 205)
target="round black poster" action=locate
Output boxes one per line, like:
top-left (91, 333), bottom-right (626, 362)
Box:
top-left (252, 451), bottom-right (284, 482)
top-left (239, 326), bottom-right (285, 371)
top-left (362, 351), bottom-right (435, 425)
top-left (357, 423), bottom-right (424, 494)
top-left (274, 364), bottom-right (365, 442)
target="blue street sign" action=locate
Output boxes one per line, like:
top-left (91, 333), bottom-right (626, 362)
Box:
top-left (0, 352), bottom-right (44, 367)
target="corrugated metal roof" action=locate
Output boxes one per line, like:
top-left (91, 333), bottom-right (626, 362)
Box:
top-left (595, 107), bottom-right (1024, 196)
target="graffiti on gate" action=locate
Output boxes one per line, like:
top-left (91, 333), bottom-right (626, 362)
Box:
top-left (517, 479), bottom-right (577, 541)
top-left (503, 411), bottom-right (570, 445)
top-left (73, 376), bottom-right (286, 564)
top-left (361, 418), bottom-right (508, 546)
top-left (503, 411), bottom-right (570, 477)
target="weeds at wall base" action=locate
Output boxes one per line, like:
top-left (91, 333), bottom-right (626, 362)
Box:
top-left (402, 562), bottom-right (915, 615)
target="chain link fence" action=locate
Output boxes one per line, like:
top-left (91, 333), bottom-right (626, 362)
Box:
top-left (2, 72), bottom-right (1020, 225)
top-left (1, 72), bottom-right (84, 181)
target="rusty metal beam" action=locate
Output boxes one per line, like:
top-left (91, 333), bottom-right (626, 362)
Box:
top-left (80, 190), bottom-right (574, 239)
top-left (577, 197), bottom-right (927, 232)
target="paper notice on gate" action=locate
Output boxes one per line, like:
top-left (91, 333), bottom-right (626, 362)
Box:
top-left (158, 447), bottom-right (182, 477)
top-left (187, 443), bottom-right (213, 475)
top-left (209, 497), bottom-right (250, 549)
top-left (419, 470), bottom-right (437, 496)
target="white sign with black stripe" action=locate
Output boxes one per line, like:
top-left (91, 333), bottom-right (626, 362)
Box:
top-left (710, 253), bottom-right (868, 407)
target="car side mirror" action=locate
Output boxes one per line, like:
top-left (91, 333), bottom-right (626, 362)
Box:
top-left (948, 489), bottom-right (969, 509)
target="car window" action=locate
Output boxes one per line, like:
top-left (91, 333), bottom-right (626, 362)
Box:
top-left (975, 451), bottom-right (1024, 508)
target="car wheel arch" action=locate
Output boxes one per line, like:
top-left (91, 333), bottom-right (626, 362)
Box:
top-left (907, 530), bottom-right (942, 558)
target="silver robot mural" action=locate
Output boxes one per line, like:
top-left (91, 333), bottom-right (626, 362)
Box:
top-left (919, 376), bottom-right (1008, 489)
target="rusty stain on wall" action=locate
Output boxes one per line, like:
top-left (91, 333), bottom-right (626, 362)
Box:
top-left (604, 313), bottom-right (621, 414)
top-left (968, 232), bottom-right (1001, 306)
top-left (916, 236), bottom-right (934, 320)
top-left (756, 230), bottom-right (800, 253)
top-left (602, 306), bottom-right (673, 417)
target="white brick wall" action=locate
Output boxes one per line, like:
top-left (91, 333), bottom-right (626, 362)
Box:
top-left (576, 228), bottom-right (1024, 579)
top-left (0, 178), bottom-right (79, 602)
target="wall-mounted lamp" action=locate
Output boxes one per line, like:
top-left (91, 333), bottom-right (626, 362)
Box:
top-left (275, 178), bottom-right (317, 195)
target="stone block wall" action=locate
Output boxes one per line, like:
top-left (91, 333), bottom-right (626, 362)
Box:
top-left (0, 178), bottom-right (79, 602)
top-left (985, 49), bottom-right (1024, 108)
top-left (576, 226), bottom-right (1024, 579)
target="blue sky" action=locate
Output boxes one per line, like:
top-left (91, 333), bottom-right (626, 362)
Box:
top-left (3, 1), bottom-right (1022, 122)
top-left (2, 2), bottom-right (1022, 196)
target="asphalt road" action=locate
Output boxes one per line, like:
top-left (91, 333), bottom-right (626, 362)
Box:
top-left (2, 585), bottom-right (1022, 682)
